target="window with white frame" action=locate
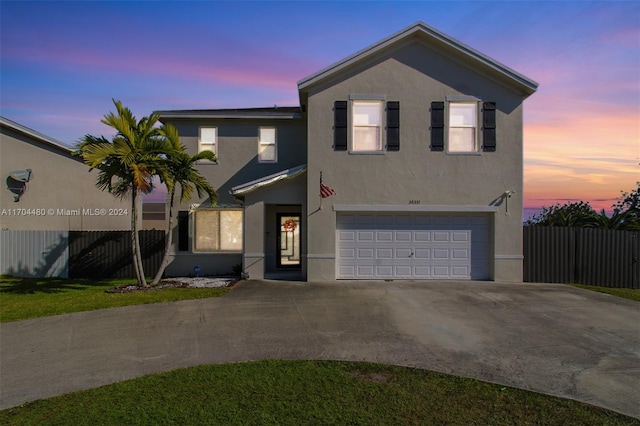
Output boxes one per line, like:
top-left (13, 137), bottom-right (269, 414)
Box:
top-left (258, 127), bottom-right (277, 162)
top-left (448, 103), bottom-right (477, 152)
top-left (194, 209), bottom-right (243, 252)
top-left (199, 127), bottom-right (217, 159)
top-left (352, 100), bottom-right (383, 151)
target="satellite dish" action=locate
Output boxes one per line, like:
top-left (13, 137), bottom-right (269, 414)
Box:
top-left (9, 169), bottom-right (32, 183)
top-left (6, 169), bottom-right (32, 201)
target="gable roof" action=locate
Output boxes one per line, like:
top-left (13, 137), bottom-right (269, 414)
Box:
top-left (297, 21), bottom-right (538, 97)
top-left (0, 116), bottom-right (75, 156)
top-left (230, 164), bottom-right (306, 196)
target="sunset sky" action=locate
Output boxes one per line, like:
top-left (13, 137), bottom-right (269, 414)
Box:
top-left (1, 1), bottom-right (638, 218)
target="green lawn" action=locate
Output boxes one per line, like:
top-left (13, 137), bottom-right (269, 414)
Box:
top-left (0, 276), bottom-right (230, 323)
top-left (2, 279), bottom-right (638, 424)
top-left (2, 360), bottom-right (636, 426)
top-left (569, 284), bottom-right (640, 301)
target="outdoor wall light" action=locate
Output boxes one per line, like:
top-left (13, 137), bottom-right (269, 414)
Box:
top-left (6, 169), bottom-right (32, 202)
top-left (503, 190), bottom-right (515, 215)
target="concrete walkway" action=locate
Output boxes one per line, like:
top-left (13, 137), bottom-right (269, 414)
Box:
top-left (1, 280), bottom-right (639, 418)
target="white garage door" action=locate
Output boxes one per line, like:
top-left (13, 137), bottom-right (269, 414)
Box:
top-left (336, 213), bottom-right (490, 280)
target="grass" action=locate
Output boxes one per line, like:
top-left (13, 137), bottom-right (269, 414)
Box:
top-left (569, 284), bottom-right (640, 301)
top-left (2, 281), bottom-right (638, 424)
top-left (0, 276), bottom-right (230, 323)
top-left (2, 360), bottom-right (637, 426)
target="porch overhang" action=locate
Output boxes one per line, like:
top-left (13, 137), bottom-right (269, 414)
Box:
top-left (230, 164), bottom-right (307, 197)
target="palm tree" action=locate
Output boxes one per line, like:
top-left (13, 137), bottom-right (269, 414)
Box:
top-left (76, 100), bottom-right (170, 287)
top-left (151, 123), bottom-right (217, 284)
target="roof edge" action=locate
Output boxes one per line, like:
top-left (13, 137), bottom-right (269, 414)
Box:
top-left (297, 21), bottom-right (538, 96)
top-left (0, 116), bottom-right (74, 153)
top-left (230, 164), bottom-right (307, 196)
top-left (156, 107), bottom-right (303, 120)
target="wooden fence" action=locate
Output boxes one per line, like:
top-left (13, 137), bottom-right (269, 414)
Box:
top-left (523, 227), bottom-right (639, 288)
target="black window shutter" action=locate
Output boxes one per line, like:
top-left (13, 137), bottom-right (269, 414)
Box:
top-left (431, 101), bottom-right (445, 151)
top-left (386, 101), bottom-right (400, 151)
top-left (334, 101), bottom-right (347, 151)
top-left (178, 211), bottom-right (189, 252)
top-left (482, 102), bottom-right (496, 152)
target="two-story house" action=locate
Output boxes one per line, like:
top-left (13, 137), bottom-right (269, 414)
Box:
top-left (157, 22), bottom-right (538, 282)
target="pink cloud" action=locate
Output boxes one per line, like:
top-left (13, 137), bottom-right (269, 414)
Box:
top-left (523, 99), bottom-right (638, 213)
top-left (2, 36), bottom-right (321, 92)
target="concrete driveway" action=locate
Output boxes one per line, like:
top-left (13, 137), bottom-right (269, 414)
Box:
top-left (1, 280), bottom-right (639, 418)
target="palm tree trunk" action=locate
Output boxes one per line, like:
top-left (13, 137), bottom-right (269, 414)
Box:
top-left (152, 189), bottom-right (176, 284)
top-left (131, 189), bottom-right (147, 287)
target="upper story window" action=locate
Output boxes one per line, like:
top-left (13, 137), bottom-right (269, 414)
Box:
top-left (334, 98), bottom-right (399, 152)
top-left (431, 99), bottom-right (495, 153)
top-left (199, 127), bottom-right (217, 160)
top-left (258, 127), bottom-right (277, 163)
top-left (448, 102), bottom-right (478, 153)
top-left (352, 100), bottom-right (383, 152)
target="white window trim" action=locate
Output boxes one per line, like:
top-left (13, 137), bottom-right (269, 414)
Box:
top-left (198, 127), bottom-right (217, 163)
top-left (446, 101), bottom-right (480, 154)
top-left (350, 99), bottom-right (384, 154)
top-left (193, 208), bottom-right (243, 253)
top-left (258, 126), bottom-right (277, 163)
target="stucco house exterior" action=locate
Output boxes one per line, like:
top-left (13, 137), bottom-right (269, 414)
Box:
top-left (157, 22), bottom-right (538, 282)
top-left (0, 116), bottom-right (131, 231)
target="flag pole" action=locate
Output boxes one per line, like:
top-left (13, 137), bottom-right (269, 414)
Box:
top-left (319, 171), bottom-right (323, 210)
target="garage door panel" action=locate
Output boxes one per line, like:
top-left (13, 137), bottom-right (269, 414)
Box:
top-left (452, 266), bottom-right (470, 277)
top-left (352, 215), bottom-right (375, 226)
top-left (376, 265), bottom-right (393, 276)
top-left (395, 248), bottom-right (413, 258)
top-left (432, 216), bottom-right (450, 226)
top-left (414, 216), bottom-right (431, 226)
top-left (339, 248), bottom-right (355, 259)
top-left (376, 215), bottom-right (394, 226)
top-left (357, 248), bottom-right (374, 259)
top-left (433, 266), bottom-right (450, 277)
top-left (357, 265), bottom-right (375, 276)
top-left (452, 249), bottom-right (469, 259)
top-left (376, 248), bottom-right (393, 259)
top-left (396, 216), bottom-right (412, 226)
top-left (338, 265), bottom-right (356, 278)
top-left (339, 231), bottom-right (356, 241)
top-left (452, 231), bottom-right (469, 242)
top-left (433, 232), bottom-right (450, 242)
top-left (395, 231), bottom-right (412, 242)
top-left (394, 265), bottom-right (412, 276)
top-left (414, 249), bottom-right (430, 259)
top-left (336, 213), bottom-right (490, 280)
top-left (377, 231), bottom-right (393, 241)
top-left (415, 266), bottom-right (431, 277)
top-left (357, 231), bottom-right (374, 241)
top-left (414, 231), bottom-right (431, 241)
top-left (433, 249), bottom-right (450, 259)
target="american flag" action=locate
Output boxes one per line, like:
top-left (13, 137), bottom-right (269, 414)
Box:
top-left (320, 172), bottom-right (335, 198)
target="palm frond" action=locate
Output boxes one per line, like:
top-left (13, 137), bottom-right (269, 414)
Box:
top-left (159, 123), bottom-right (184, 151)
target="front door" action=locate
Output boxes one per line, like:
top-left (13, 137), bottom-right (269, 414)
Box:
top-left (277, 213), bottom-right (301, 268)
